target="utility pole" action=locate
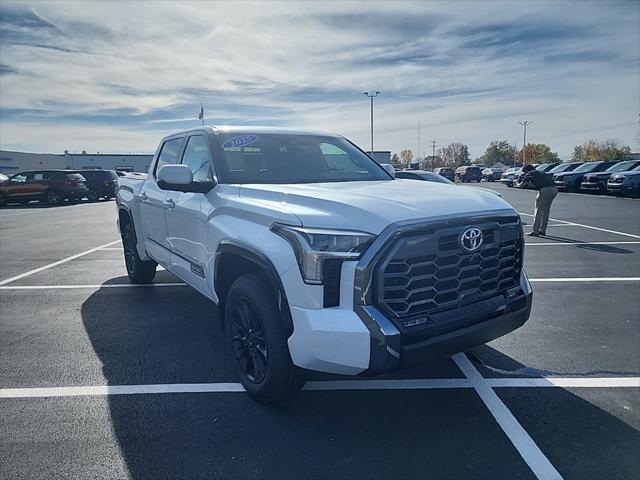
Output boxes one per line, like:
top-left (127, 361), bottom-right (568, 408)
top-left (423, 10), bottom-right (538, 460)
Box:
top-left (363, 91), bottom-right (380, 154)
top-left (417, 121), bottom-right (421, 164)
top-left (517, 121), bottom-right (532, 165)
top-left (513, 142), bottom-right (518, 167)
top-left (431, 140), bottom-right (437, 171)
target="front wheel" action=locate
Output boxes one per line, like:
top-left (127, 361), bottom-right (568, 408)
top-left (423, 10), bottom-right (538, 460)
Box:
top-left (122, 222), bottom-right (157, 283)
top-left (87, 190), bottom-right (100, 202)
top-left (225, 273), bottom-right (305, 403)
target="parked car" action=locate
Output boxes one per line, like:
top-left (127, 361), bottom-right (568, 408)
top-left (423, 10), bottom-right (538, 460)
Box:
top-left (454, 165), bottom-right (482, 182)
top-left (116, 126), bottom-right (532, 402)
top-left (554, 161), bottom-right (617, 192)
top-left (607, 164), bottom-right (640, 197)
top-left (499, 167), bottom-right (522, 187)
top-left (537, 163), bottom-right (560, 173)
top-left (580, 160), bottom-right (640, 194)
top-left (512, 163), bottom-right (559, 189)
top-left (75, 169), bottom-right (119, 201)
top-left (0, 170), bottom-right (89, 206)
top-left (433, 167), bottom-right (454, 181)
top-left (547, 162), bottom-right (584, 175)
top-left (395, 169), bottom-right (501, 196)
top-left (482, 168), bottom-right (503, 182)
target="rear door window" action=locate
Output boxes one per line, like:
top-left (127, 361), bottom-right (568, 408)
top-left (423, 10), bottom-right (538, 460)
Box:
top-left (155, 137), bottom-right (184, 175)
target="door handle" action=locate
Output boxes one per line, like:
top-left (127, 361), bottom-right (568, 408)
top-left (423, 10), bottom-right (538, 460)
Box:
top-left (138, 192), bottom-right (147, 202)
top-left (164, 198), bottom-right (175, 210)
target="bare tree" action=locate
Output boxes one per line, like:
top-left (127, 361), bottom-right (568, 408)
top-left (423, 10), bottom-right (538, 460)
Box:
top-left (399, 149), bottom-right (414, 167)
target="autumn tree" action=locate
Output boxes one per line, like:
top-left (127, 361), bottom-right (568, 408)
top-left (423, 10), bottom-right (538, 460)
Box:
top-left (517, 143), bottom-right (560, 164)
top-left (571, 140), bottom-right (631, 162)
top-left (399, 149), bottom-right (414, 167)
top-left (437, 143), bottom-right (470, 167)
top-left (390, 153), bottom-right (402, 168)
top-left (481, 140), bottom-right (517, 166)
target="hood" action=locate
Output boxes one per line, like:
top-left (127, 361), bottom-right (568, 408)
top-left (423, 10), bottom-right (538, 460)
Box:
top-left (584, 171), bottom-right (612, 179)
top-left (555, 171), bottom-right (583, 178)
top-left (239, 180), bottom-right (514, 234)
top-left (612, 170), bottom-right (640, 179)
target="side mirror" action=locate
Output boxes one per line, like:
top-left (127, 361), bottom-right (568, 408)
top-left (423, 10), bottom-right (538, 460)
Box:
top-left (157, 165), bottom-right (215, 193)
top-left (381, 163), bottom-right (396, 178)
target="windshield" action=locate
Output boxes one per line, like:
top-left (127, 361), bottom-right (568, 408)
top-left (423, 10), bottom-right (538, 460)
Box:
top-left (606, 161), bottom-right (637, 172)
top-left (216, 133), bottom-right (391, 184)
top-left (573, 162), bottom-right (601, 173)
top-left (550, 163), bottom-right (577, 173)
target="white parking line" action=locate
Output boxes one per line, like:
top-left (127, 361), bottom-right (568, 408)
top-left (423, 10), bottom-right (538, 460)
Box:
top-left (453, 353), bottom-right (563, 480)
top-left (519, 212), bottom-right (640, 239)
top-left (525, 241), bottom-right (640, 246)
top-left (2, 375), bottom-right (638, 399)
top-left (99, 247), bottom-right (123, 251)
top-left (0, 240), bottom-right (122, 286)
top-left (0, 283), bottom-right (187, 290)
top-left (529, 277), bottom-right (640, 283)
top-left (486, 377), bottom-right (640, 388)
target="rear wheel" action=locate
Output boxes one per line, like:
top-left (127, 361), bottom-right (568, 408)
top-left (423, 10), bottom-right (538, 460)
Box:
top-left (225, 273), bottom-right (305, 403)
top-left (122, 222), bottom-right (157, 283)
top-left (45, 190), bottom-right (61, 205)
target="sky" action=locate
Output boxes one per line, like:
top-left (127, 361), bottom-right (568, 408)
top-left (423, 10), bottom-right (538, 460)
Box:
top-left (0, 0), bottom-right (638, 159)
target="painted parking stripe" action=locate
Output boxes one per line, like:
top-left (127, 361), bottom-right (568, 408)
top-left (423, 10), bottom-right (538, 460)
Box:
top-left (486, 377), bottom-right (640, 388)
top-left (0, 240), bottom-right (122, 286)
top-left (0, 283), bottom-right (187, 290)
top-left (525, 241), bottom-right (640, 246)
top-left (519, 212), bottom-right (640, 239)
top-left (453, 353), bottom-right (563, 480)
top-left (529, 277), bottom-right (640, 283)
top-left (2, 375), bottom-right (638, 399)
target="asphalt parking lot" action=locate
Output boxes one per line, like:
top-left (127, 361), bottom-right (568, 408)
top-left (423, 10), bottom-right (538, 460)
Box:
top-left (1, 183), bottom-right (639, 480)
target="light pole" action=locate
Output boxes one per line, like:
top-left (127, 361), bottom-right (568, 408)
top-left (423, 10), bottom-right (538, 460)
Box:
top-left (512, 142), bottom-right (518, 167)
top-left (517, 121), bottom-right (532, 165)
top-left (431, 140), bottom-right (437, 171)
top-left (363, 91), bottom-right (380, 154)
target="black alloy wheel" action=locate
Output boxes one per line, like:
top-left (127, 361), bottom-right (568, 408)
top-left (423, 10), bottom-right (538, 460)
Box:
top-left (230, 296), bottom-right (268, 383)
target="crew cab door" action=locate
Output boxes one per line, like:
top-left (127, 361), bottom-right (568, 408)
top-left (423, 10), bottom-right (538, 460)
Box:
top-left (164, 133), bottom-right (216, 298)
top-left (139, 136), bottom-right (184, 266)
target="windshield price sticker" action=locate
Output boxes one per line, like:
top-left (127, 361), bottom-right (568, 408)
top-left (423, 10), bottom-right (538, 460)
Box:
top-left (222, 135), bottom-right (258, 149)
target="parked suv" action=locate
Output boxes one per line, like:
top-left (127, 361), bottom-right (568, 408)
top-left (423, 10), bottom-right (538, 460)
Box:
top-left (76, 169), bottom-right (118, 201)
top-left (554, 161), bottom-right (616, 192)
top-left (454, 165), bottom-right (482, 182)
top-left (607, 164), bottom-right (640, 197)
top-left (433, 167), bottom-right (454, 181)
top-left (580, 160), bottom-right (640, 194)
top-left (116, 126), bottom-right (532, 402)
top-left (499, 167), bottom-right (522, 187)
top-left (482, 168), bottom-right (503, 182)
top-left (0, 170), bottom-right (88, 206)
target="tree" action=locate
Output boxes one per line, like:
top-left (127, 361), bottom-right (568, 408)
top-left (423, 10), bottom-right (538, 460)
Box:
top-left (571, 140), bottom-right (631, 162)
top-left (437, 143), bottom-right (470, 167)
top-left (517, 143), bottom-right (560, 164)
top-left (399, 149), bottom-right (413, 167)
top-left (481, 140), bottom-right (517, 166)
top-left (390, 153), bottom-right (402, 168)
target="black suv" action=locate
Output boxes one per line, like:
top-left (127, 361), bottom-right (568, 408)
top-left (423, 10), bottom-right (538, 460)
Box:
top-left (433, 167), bottom-right (455, 181)
top-left (554, 161), bottom-right (617, 192)
top-left (454, 165), bottom-right (482, 182)
top-left (580, 160), bottom-right (640, 194)
top-left (0, 170), bottom-right (88, 206)
top-left (75, 170), bottom-right (118, 201)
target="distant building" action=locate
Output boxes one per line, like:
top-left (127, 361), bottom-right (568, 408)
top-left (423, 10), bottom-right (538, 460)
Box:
top-left (368, 150), bottom-right (391, 164)
top-left (0, 150), bottom-right (153, 173)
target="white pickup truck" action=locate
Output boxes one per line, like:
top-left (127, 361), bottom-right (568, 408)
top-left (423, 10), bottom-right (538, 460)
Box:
top-left (116, 126), bottom-right (532, 402)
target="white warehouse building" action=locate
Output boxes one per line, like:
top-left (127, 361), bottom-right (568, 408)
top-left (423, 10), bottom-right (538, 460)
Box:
top-left (0, 150), bottom-right (153, 174)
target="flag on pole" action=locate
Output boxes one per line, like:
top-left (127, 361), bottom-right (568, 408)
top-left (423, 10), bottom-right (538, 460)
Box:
top-left (198, 102), bottom-right (204, 125)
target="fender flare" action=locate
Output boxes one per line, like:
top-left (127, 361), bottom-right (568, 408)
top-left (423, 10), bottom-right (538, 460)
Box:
top-left (214, 241), bottom-right (294, 337)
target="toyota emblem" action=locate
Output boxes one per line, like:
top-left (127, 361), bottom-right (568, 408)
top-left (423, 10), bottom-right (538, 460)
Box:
top-left (460, 227), bottom-right (483, 252)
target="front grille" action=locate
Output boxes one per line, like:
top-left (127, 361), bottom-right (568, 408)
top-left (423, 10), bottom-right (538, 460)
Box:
top-left (377, 217), bottom-right (522, 319)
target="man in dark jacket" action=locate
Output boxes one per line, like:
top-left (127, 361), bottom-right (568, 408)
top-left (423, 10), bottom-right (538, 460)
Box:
top-left (519, 164), bottom-right (558, 236)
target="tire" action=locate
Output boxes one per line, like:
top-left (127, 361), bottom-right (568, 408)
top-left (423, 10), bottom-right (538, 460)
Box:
top-left (45, 190), bottom-right (62, 205)
top-left (87, 190), bottom-right (100, 202)
top-left (122, 222), bottom-right (157, 284)
top-left (225, 273), bottom-right (305, 403)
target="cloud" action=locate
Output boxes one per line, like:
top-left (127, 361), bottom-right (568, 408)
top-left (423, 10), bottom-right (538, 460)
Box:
top-left (0, 0), bottom-right (638, 158)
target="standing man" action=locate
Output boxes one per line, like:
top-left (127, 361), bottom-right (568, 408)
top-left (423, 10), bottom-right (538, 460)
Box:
top-left (519, 164), bottom-right (558, 236)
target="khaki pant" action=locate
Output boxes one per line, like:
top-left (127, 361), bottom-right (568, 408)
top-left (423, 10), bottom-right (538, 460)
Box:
top-left (532, 186), bottom-right (558, 234)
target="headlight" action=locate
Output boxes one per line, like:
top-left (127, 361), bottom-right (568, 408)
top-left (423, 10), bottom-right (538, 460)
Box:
top-left (271, 224), bottom-right (376, 284)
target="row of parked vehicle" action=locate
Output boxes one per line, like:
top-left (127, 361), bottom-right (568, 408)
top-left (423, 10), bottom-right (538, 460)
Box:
top-left (0, 169), bottom-right (121, 206)
top-left (496, 160), bottom-right (640, 197)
